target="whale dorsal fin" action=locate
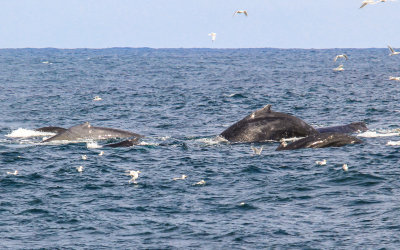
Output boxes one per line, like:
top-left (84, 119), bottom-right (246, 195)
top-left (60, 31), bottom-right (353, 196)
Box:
top-left (249, 104), bottom-right (272, 119)
top-left (261, 104), bottom-right (272, 112)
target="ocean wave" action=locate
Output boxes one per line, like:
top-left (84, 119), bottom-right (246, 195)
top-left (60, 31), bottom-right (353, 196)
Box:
top-left (387, 141), bottom-right (400, 146)
top-left (357, 131), bottom-right (399, 138)
top-left (196, 136), bottom-right (228, 145)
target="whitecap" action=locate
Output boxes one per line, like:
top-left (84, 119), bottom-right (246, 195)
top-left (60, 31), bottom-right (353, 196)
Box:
top-left (6, 128), bottom-right (56, 138)
top-left (86, 141), bottom-right (102, 149)
top-left (357, 131), bottom-right (399, 138)
top-left (138, 141), bottom-right (159, 146)
top-left (196, 136), bottom-right (228, 145)
top-left (160, 136), bottom-right (171, 141)
top-left (387, 141), bottom-right (400, 146)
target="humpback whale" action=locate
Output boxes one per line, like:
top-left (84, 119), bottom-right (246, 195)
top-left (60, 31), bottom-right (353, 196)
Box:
top-left (316, 122), bottom-right (367, 134)
top-left (43, 122), bottom-right (142, 142)
top-left (276, 133), bottom-right (362, 151)
top-left (220, 104), bottom-right (318, 142)
top-left (104, 138), bottom-right (141, 148)
top-left (35, 126), bottom-right (67, 134)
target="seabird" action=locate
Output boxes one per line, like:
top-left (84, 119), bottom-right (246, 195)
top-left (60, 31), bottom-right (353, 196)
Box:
top-left (334, 54), bottom-right (349, 62)
top-left (360, 0), bottom-right (378, 8)
top-left (388, 45), bottom-right (400, 56)
top-left (389, 76), bottom-right (400, 81)
top-left (81, 155), bottom-right (87, 160)
top-left (93, 96), bottom-right (102, 101)
top-left (251, 146), bottom-right (263, 155)
top-left (126, 170), bottom-right (141, 184)
top-left (208, 32), bottom-right (216, 42)
top-left (76, 166), bottom-right (84, 173)
top-left (333, 65), bottom-right (344, 71)
top-left (342, 164), bottom-right (348, 171)
top-left (194, 180), bottom-right (206, 185)
top-left (315, 159), bottom-right (327, 165)
top-left (7, 170), bottom-right (18, 175)
top-left (233, 10), bottom-right (248, 16)
top-left (173, 175), bottom-right (187, 181)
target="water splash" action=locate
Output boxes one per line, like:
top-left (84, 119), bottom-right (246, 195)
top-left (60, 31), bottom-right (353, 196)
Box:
top-left (6, 128), bottom-right (56, 138)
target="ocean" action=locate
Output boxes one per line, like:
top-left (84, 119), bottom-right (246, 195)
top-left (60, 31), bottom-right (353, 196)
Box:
top-left (1, 48), bottom-right (400, 249)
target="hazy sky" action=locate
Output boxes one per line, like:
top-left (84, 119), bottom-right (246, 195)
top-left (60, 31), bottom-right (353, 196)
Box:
top-left (0, 0), bottom-right (399, 49)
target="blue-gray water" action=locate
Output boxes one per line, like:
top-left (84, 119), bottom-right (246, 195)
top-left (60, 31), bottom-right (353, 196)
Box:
top-left (1, 48), bottom-right (400, 249)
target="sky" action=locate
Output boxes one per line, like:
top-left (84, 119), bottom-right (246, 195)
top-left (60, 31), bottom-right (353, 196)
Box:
top-left (0, 0), bottom-right (399, 49)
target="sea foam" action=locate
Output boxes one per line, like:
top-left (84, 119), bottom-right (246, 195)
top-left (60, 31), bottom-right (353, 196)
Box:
top-left (6, 128), bottom-right (56, 138)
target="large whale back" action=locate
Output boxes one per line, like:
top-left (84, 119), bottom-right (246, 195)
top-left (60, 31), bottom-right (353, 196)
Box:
top-left (220, 104), bottom-right (318, 142)
top-left (43, 122), bottom-right (142, 142)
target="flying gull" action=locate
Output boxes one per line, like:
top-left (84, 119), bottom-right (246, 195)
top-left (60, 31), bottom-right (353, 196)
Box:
top-left (208, 32), bottom-right (217, 42)
top-left (334, 54), bottom-right (349, 62)
top-left (388, 45), bottom-right (400, 56)
top-left (233, 10), bottom-right (248, 16)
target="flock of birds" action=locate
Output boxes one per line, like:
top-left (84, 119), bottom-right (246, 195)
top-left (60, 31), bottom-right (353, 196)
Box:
top-left (360, 0), bottom-right (396, 8)
top-left (208, 7), bottom-right (400, 81)
top-left (207, 10), bottom-right (248, 43)
top-left (332, 46), bottom-right (400, 80)
top-left (315, 159), bottom-right (348, 171)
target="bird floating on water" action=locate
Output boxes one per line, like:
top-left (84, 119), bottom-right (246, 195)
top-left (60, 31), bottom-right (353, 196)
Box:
top-left (93, 96), bottom-right (102, 101)
top-left (208, 32), bottom-right (216, 42)
top-left (388, 45), bottom-right (400, 56)
top-left (126, 170), bottom-right (141, 184)
top-left (315, 159), bottom-right (327, 165)
top-left (99, 151), bottom-right (104, 156)
top-left (76, 166), bottom-right (84, 173)
top-left (194, 180), bottom-right (206, 185)
top-left (7, 170), bottom-right (18, 175)
top-left (81, 155), bottom-right (87, 160)
top-left (173, 175), bottom-right (187, 181)
top-left (389, 76), bottom-right (400, 81)
top-left (333, 65), bottom-right (344, 71)
top-left (334, 54), bottom-right (349, 62)
top-left (233, 10), bottom-right (248, 16)
top-left (342, 164), bottom-right (348, 171)
top-left (251, 146), bottom-right (263, 155)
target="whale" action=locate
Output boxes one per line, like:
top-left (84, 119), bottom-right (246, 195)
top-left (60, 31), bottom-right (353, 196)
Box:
top-left (35, 126), bottom-right (67, 134)
top-left (316, 122), bottom-right (367, 134)
top-left (276, 132), bottom-right (362, 151)
top-left (220, 104), bottom-right (318, 143)
top-left (104, 138), bottom-right (141, 148)
top-left (43, 122), bottom-right (142, 142)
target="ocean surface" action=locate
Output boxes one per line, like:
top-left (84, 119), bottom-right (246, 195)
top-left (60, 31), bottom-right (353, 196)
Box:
top-left (1, 48), bottom-right (400, 249)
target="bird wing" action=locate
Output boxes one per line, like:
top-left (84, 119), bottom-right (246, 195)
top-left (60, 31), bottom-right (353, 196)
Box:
top-left (388, 45), bottom-right (394, 53)
top-left (334, 55), bottom-right (339, 61)
top-left (360, 2), bottom-right (368, 8)
top-left (343, 54), bottom-right (349, 60)
top-left (244, 11), bottom-right (248, 16)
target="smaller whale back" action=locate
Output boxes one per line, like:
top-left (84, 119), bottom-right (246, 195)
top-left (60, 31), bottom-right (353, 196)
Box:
top-left (35, 126), bottom-right (67, 134)
top-left (105, 138), bottom-right (141, 148)
top-left (276, 132), bottom-right (362, 151)
top-left (316, 122), bottom-right (368, 134)
top-left (43, 122), bottom-right (142, 142)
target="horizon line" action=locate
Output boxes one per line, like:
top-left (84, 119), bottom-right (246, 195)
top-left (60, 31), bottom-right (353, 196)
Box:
top-left (0, 46), bottom-right (393, 50)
